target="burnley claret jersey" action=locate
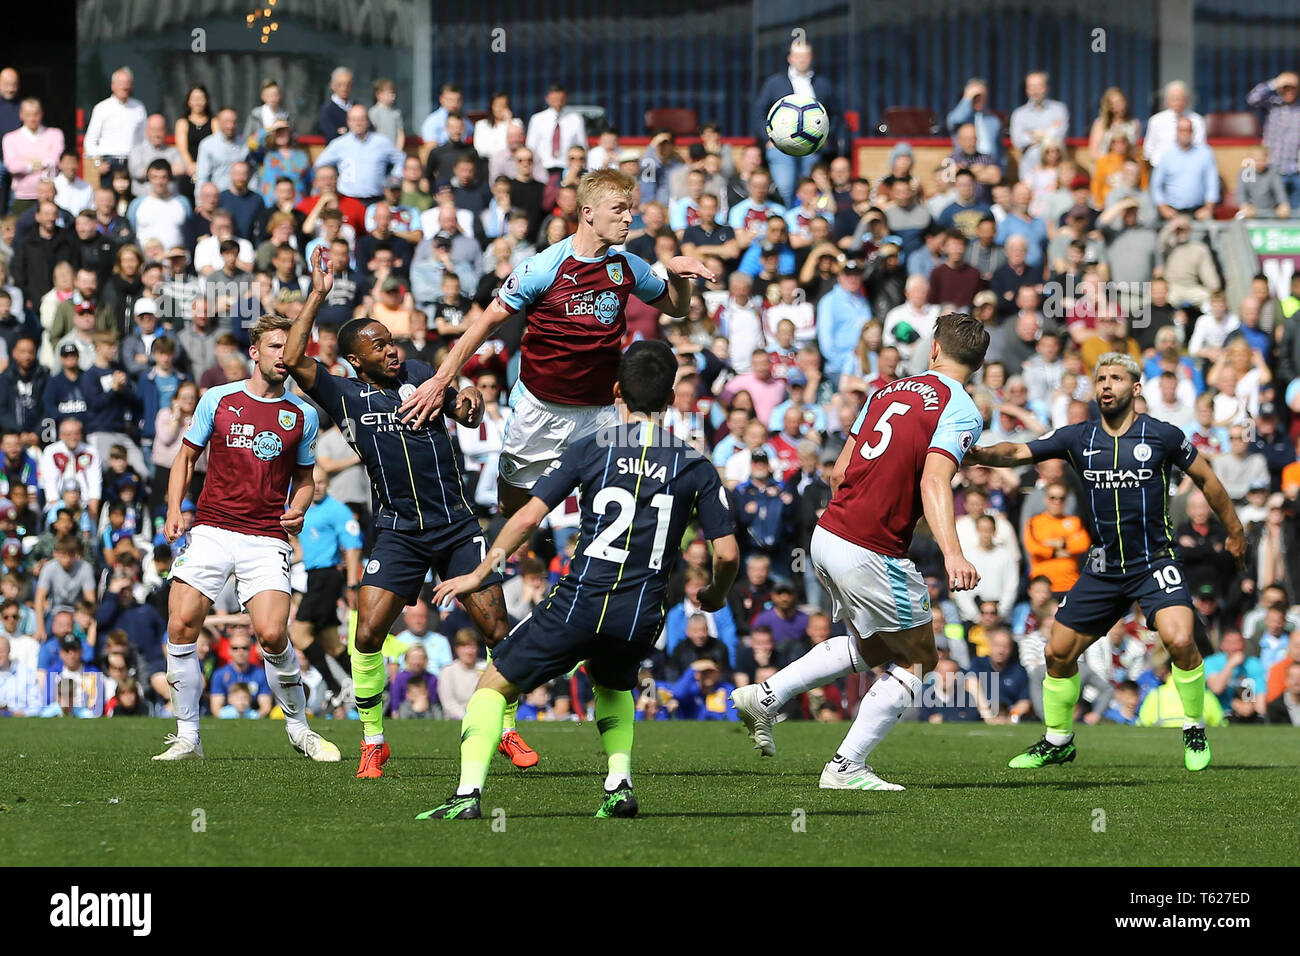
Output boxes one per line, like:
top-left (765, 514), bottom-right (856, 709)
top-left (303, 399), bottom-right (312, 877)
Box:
top-left (530, 420), bottom-right (734, 644)
top-left (818, 371), bottom-right (984, 558)
top-left (183, 381), bottom-right (319, 540)
top-left (1027, 414), bottom-right (1197, 577)
top-left (494, 236), bottom-right (667, 407)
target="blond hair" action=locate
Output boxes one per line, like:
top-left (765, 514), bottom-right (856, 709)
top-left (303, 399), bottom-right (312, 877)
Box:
top-left (249, 313), bottom-right (293, 346)
top-left (576, 168), bottom-right (635, 211)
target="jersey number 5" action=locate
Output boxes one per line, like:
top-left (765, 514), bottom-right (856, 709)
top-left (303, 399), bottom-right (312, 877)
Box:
top-left (859, 401), bottom-right (911, 460)
top-left (584, 488), bottom-right (674, 570)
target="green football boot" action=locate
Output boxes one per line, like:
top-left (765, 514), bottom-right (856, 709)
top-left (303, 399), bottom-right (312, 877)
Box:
top-left (416, 790), bottom-right (483, 820)
top-left (595, 781), bottom-right (639, 819)
top-left (1008, 736), bottom-right (1077, 769)
top-left (1183, 726), bottom-right (1212, 772)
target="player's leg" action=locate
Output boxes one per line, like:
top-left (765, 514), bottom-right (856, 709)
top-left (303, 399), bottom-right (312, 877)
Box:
top-left (419, 612), bottom-right (586, 820)
top-left (350, 584), bottom-right (408, 777)
top-left (818, 578), bottom-right (935, 792)
top-left (586, 645), bottom-right (646, 818)
top-left (730, 527), bottom-right (869, 755)
top-left (496, 482), bottom-right (532, 520)
top-left (443, 530), bottom-right (539, 767)
top-left (239, 536), bottom-right (339, 762)
top-left (153, 578), bottom-right (213, 760)
top-left (1150, 597), bottom-right (1211, 770)
top-left (1008, 571), bottom-right (1126, 769)
top-left (417, 660), bottom-right (522, 821)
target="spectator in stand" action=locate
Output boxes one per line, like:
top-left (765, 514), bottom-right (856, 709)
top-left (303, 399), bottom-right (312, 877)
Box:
top-left (2, 98), bottom-right (63, 215)
top-left (209, 632), bottom-right (272, 716)
top-left (1151, 117), bottom-right (1219, 221)
top-left (126, 114), bottom-right (185, 198)
top-left (1159, 216), bottom-right (1220, 311)
top-left (1204, 630), bottom-right (1267, 716)
top-left (418, 82), bottom-right (464, 148)
top-left (1236, 144), bottom-right (1291, 219)
top-left (752, 40), bottom-right (840, 204)
top-left (1023, 482), bottom-right (1090, 593)
top-left (947, 77), bottom-right (1003, 165)
top-left (313, 105), bottom-right (403, 206)
top-left (751, 580), bottom-right (808, 648)
top-left (438, 629), bottom-right (482, 721)
top-left (34, 538), bottom-right (96, 640)
top-left (663, 565), bottom-right (739, 660)
top-left (0, 336), bottom-right (45, 434)
top-left (39, 417), bottom-right (101, 516)
top-left (670, 658), bottom-right (739, 721)
top-left (526, 84), bottom-right (587, 182)
top-left (249, 120), bottom-right (311, 207)
top-left (728, 167), bottom-right (786, 252)
top-left (966, 627), bottom-right (1033, 722)
top-left (995, 182), bottom-right (1047, 273)
top-left (1246, 71), bottom-right (1300, 208)
top-left (1144, 80), bottom-right (1206, 168)
top-left (668, 612), bottom-right (732, 682)
top-left (82, 331), bottom-right (147, 478)
top-left (1267, 661), bottom-right (1300, 724)
top-left (928, 230), bottom-right (983, 311)
top-left (10, 199), bottom-right (74, 312)
top-left (816, 259), bottom-right (870, 378)
top-left (126, 160), bottom-right (191, 252)
top-left (318, 67), bottom-right (354, 143)
top-left (1010, 70), bottom-right (1069, 173)
top-left (54, 153), bottom-right (94, 219)
top-left (83, 67), bottom-right (146, 176)
top-left (1213, 425), bottom-right (1270, 504)
top-left (1088, 86), bottom-right (1142, 159)
top-left (952, 514), bottom-right (1020, 623)
top-left (195, 108), bottom-right (246, 194)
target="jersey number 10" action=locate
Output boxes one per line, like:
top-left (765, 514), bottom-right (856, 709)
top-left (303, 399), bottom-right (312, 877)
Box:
top-left (859, 401), bottom-right (911, 460)
top-left (584, 487), bottom-right (674, 570)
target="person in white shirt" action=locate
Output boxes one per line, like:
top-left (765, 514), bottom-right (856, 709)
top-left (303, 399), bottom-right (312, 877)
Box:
top-left (1143, 370), bottom-right (1196, 429)
top-left (126, 160), bottom-right (191, 251)
top-left (39, 418), bottom-right (102, 514)
top-left (455, 370), bottom-right (507, 509)
top-left (1187, 290), bottom-right (1240, 365)
top-left (472, 92), bottom-right (515, 160)
top-left (1143, 81), bottom-right (1206, 167)
top-left (882, 274), bottom-right (941, 375)
top-left (525, 84), bottom-right (587, 178)
top-left (717, 272), bottom-right (766, 372)
top-left (585, 129), bottom-right (620, 172)
top-left (194, 209), bottom-right (255, 276)
top-left (53, 152), bottom-right (94, 215)
top-left (83, 67), bottom-right (147, 171)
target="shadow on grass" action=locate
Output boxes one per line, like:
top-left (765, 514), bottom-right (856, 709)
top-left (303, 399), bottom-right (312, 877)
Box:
top-left (454, 809), bottom-right (875, 820)
top-left (924, 779), bottom-right (1145, 790)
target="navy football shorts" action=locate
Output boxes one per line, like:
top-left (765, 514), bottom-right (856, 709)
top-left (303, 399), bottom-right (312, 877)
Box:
top-left (1055, 558), bottom-right (1192, 636)
top-left (362, 519), bottom-right (501, 604)
top-left (490, 606), bottom-right (650, 694)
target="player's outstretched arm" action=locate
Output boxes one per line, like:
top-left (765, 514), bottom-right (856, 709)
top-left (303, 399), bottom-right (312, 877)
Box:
top-left (400, 299), bottom-right (513, 429)
top-left (651, 256), bottom-right (718, 318)
top-left (430, 496), bottom-right (551, 606)
top-left (696, 534), bottom-right (740, 612)
top-left (921, 452), bottom-right (980, 593)
top-left (283, 247), bottom-right (334, 392)
top-left (965, 441), bottom-right (1034, 468)
top-left (1185, 456), bottom-right (1248, 570)
top-left (445, 385), bottom-right (485, 428)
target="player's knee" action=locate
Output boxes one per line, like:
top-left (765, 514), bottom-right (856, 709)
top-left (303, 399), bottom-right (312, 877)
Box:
top-left (483, 619), bottom-right (509, 649)
top-left (1163, 627), bottom-right (1195, 657)
top-left (167, 616), bottom-right (199, 645)
top-left (353, 623), bottom-right (384, 655)
top-left (1044, 644), bottom-right (1075, 674)
top-left (257, 622), bottom-right (289, 653)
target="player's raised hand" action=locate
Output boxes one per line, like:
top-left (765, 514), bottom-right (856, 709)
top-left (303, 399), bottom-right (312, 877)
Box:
top-left (945, 553), bottom-right (980, 592)
top-left (451, 386), bottom-right (485, 427)
top-left (666, 256), bottom-right (717, 283)
top-left (431, 568), bottom-right (487, 608)
top-left (696, 583), bottom-right (727, 613)
top-left (280, 506), bottom-right (305, 536)
top-left (309, 246), bottom-right (333, 295)
top-left (1226, 527), bottom-right (1248, 572)
top-left (399, 372), bottom-right (452, 429)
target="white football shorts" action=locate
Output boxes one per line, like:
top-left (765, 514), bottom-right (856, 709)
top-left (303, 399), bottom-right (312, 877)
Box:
top-left (170, 524), bottom-right (293, 607)
top-left (499, 380), bottom-right (619, 490)
top-left (811, 524), bottom-right (932, 635)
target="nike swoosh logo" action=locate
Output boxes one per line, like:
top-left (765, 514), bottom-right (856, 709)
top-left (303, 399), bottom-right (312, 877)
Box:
top-left (359, 389), bottom-right (382, 397)
top-left (1163, 586), bottom-right (1181, 594)
top-left (1082, 449), bottom-right (1103, 456)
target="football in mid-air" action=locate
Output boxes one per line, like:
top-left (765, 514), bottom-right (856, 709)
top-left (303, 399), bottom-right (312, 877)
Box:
top-left (766, 94), bottom-right (829, 156)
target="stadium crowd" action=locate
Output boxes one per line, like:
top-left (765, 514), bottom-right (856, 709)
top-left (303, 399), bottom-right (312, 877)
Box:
top-left (1, 52), bottom-right (1299, 730)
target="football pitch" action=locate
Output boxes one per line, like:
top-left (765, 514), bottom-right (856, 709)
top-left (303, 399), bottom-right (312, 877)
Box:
top-left (2, 720), bottom-right (1297, 867)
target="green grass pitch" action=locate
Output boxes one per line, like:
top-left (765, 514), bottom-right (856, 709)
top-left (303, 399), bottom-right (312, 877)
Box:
top-left (2, 719), bottom-right (1297, 866)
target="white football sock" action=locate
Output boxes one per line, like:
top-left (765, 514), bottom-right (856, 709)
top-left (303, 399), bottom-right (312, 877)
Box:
top-left (262, 643), bottom-right (310, 741)
top-left (763, 634), bottom-right (865, 707)
top-left (837, 663), bottom-right (922, 767)
top-left (364, 733), bottom-right (385, 746)
top-left (165, 642), bottom-right (202, 742)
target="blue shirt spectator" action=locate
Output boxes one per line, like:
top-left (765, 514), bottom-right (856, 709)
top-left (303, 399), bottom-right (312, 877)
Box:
top-left (816, 269), bottom-right (872, 376)
top-left (313, 107), bottom-right (405, 200)
top-left (946, 81), bottom-right (1004, 164)
top-left (1151, 134), bottom-right (1220, 214)
top-left (301, 492), bottom-right (363, 570)
top-left (1204, 634), bottom-right (1268, 710)
top-left (669, 663), bottom-right (739, 721)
